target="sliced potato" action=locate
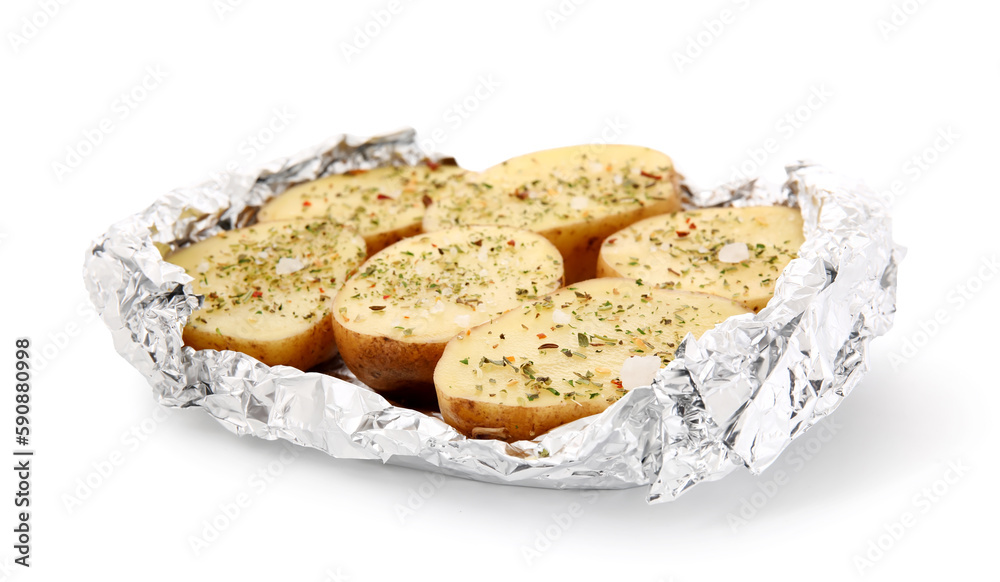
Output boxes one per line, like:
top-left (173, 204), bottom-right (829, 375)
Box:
top-left (167, 219), bottom-right (367, 370)
top-left (597, 206), bottom-right (804, 312)
top-left (331, 226), bottom-right (565, 397)
top-left (423, 145), bottom-right (680, 284)
top-left (434, 278), bottom-right (749, 441)
top-left (257, 162), bottom-right (466, 255)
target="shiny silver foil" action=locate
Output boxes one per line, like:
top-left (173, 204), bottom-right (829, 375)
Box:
top-left (83, 130), bottom-right (901, 503)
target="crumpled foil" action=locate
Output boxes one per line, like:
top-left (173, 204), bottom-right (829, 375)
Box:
top-left (83, 129), bottom-right (901, 503)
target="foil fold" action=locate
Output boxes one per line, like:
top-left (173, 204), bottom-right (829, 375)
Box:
top-left (83, 130), bottom-right (900, 503)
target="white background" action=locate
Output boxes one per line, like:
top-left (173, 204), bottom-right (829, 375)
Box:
top-left (2, 1), bottom-right (998, 580)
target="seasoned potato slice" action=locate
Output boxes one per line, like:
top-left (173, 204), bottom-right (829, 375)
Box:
top-left (423, 145), bottom-right (680, 284)
top-left (331, 226), bottom-right (565, 397)
top-left (597, 206), bottom-right (804, 312)
top-left (257, 162), bottom-right (466, 255)
top-left (167, 220), bottom-right (367, 370)
top-left (434, 278), bottom-right (749, 441)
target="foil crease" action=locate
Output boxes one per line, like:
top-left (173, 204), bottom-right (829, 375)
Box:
top-left (83, 130), bottom-right (901, 503)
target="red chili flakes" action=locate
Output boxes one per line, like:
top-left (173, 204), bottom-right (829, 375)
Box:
top-left (252, 291), bottom-right (263, 298)
top-left (685, 217), bottom-right (697, 230)
top-left (507, 239), bottom-right (516, 246)
top-left (640, 171), bottom-right (662, 180)
top-left (425, 159), bottom-right (440, 171)
top-left (302, 201), bottom-right (312, 207)
top-left (537, 333), bottom-right (547, 339)
top-left (346, 169), bottom-right (368, 176)
top-left (319, 288), bottom-right (325, 294)
top-left (376, 193), bottom-right (392, 200)
top-left (676, 230), bottom-right (690, 238)
top-left (383, 294), bottom-right (391, 300)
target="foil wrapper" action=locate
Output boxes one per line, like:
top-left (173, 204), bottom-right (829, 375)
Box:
top-left (83, 130), bottom-right (901, 503)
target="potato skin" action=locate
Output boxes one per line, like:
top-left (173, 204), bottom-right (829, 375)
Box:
top-left (433, 279), bottom-right (749, 441)
top-left (542, 198), bottom-right (679, 283)
top-left (363, 221), bottom-right (423, 257)
top-left (594, 252), bottom-right (616, 279)
top-left (423, 145), bottom-right (682, 284)
top-left (437, 388), bottom-right (610, 441)
top-left (331, 317), bottom-right (445, 396)
top-left (332, 226), bottom-right (564, 399)
top-left (183, 311), bottom-right (337, 371)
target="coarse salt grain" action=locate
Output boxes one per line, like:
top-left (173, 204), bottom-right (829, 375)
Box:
top-left (718, 243), bottom-right (750, 263)
top-left (275, 257), bottom-right (305, 275)
top-left (620, 355), bottom-right (661, 390)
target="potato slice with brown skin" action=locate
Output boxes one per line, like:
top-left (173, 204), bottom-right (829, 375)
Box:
top-left (257, 162), bottom-right (466, 255)
top-left (331, 226), bottom-right (565, 399)
top-left (166, 219), bottom-right (367, 370)
top-left (597, 206), bottom-right (804, 312)
top-left (434, 279), bottom-right (749, 441)
top-left (423, 145), bottom-right (680, 284)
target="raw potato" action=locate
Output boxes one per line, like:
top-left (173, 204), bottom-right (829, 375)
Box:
top-left (167, 219), bottom-right (367, 370)
top-left (423, 145), bottom-right (680, 284)
top-left (434, 278), bottom-right (750, 441)
top-left (597, 206), bottom-right (805, 312)
top-left (331, 226), bottom-right (565, 397)
top-left (257, 162), bottom-right (467, 255)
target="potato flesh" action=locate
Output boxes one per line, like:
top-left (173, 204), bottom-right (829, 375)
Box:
top-left (434, 279), bottom-right (749, 439)
top-left (598, 206), bottom-right (804, 312)
top-left (166, 220), bottom-right (367, 362)
top-left (257, 163), bottom-right (466, 254)
top-left (422, 145), bottom-right (680, 282)
top-left (333, 226), bottom-right (564, 344)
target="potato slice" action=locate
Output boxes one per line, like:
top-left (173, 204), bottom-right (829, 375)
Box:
top-left (434, 278), bottom-right (749, 441)
top-left (331, 226), bottom-right (565, 397)
top-left (257, 162), bottom-right (466, 255)
top-left (597, 206), bottom-right (804, 312)
top-left (423, 145), bottom-right (680, 284)
top-left (167, 219), bottom-right (367, 370)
